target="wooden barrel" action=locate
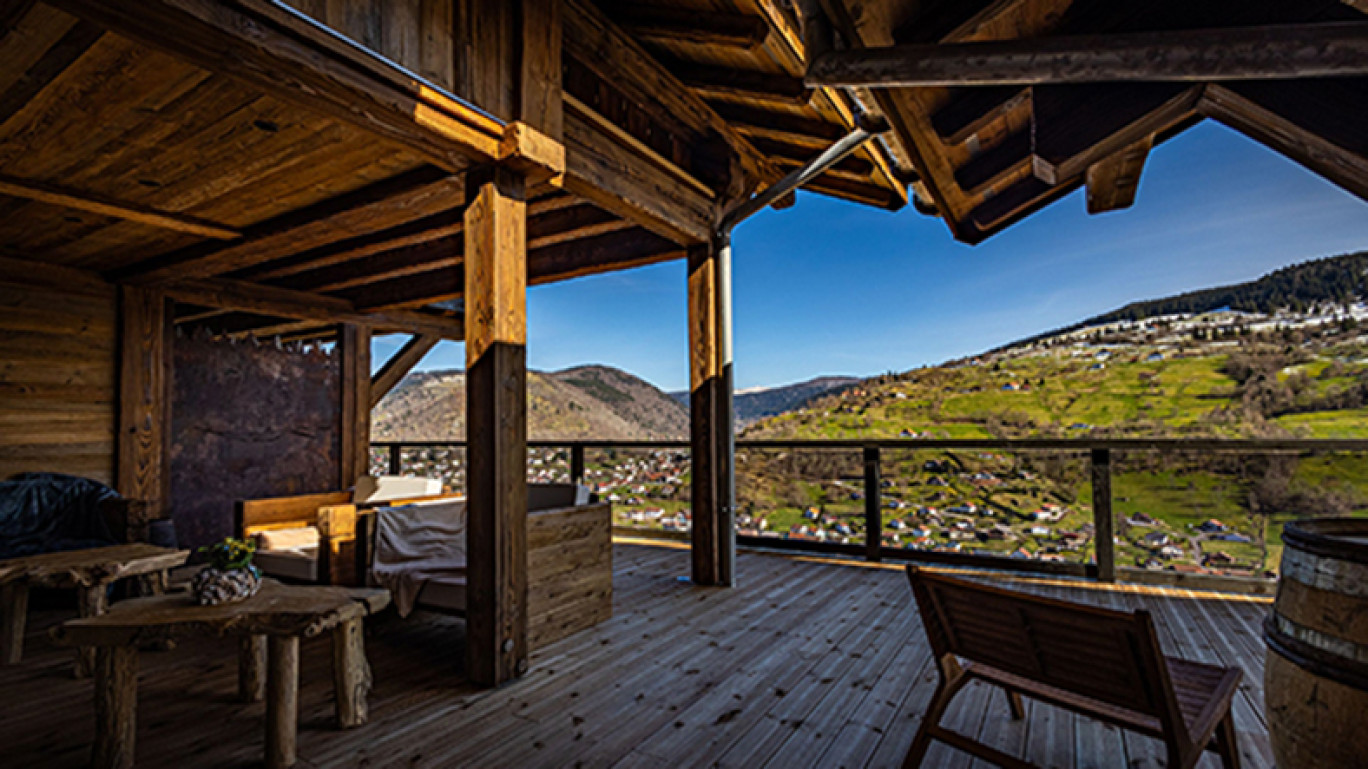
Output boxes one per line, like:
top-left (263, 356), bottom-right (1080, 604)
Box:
top-left (1265, 518), bottom-right (1368, 769)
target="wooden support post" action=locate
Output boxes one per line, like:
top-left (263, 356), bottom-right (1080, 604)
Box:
top-left (75, 585), bottom-right (108, 678)
top-left (388, 444), bottom-right (403, 476)
top-left (1, 582), bottom-right (28, 665)
top-left (117, 286), bottom-right (171, 518)
top-left (464, 166), bottom-right (529, 687)
top-left (1091, 448), bottom-right (1116, 583)
top-left (92, 645), bottom-right (138, 769)
top-left (239, 635), bottom-right (266, 702)
top-left (687, 242), bottom-right (734, 586)
top-left (339, 324), bottom-right (372, 487)
top-left (266, 635), bottom-right (300, 769)
top-left (332, 617), bottom-right (371, 728)
top-left (570, 444), bottom-right (586, 486)
top-left (864, 446), bottom-right (883, 562)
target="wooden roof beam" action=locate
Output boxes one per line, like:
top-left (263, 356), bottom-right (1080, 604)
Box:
top-left (1031, 84), bottom-right (1200, 185)
top-left (371, 334), bottom-right (440, 407)
top-left (115, 166), bottom-right (460, 284)
top-left (49, 0), bottom-right (505, 170)
top-left (808, 22), bottom-right (1368, 87)
top-left (709, 102), bottom-right (846, 147)
top-left (601, 3), bottom-right (769, 49)
top-left (0, 174), bottom-right (239, 239)
top-left (1200, 81), bottom-right (1368, 201)
top-left (1086, 134), bottom-right (1153, 214)
top-left (671, 60), bottom-right (813, 106)
top-left (162, 277), bottom-right (465, 339)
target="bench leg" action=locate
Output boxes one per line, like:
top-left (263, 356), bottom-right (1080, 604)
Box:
top-left (1, 582), bottom-right (29, 665)
top-left (1005, 689), bottom-right (1025, 720)
top-left (75, 585), bottom-right (109, 678)
top-left (1214, 711), bottom-right (1241, 769)
top-left (266, 635), bottom-right (299, 769)
top-left (92, 646), bottom-right (138, 769)
top-left (902, 674), bottom-right (968, 769)
top-left (239, 635), bottom-right (267, 702)
top-left (332, 618), bottom-right (371, 728)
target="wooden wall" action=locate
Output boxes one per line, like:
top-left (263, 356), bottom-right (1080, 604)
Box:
top-left (170, 330), bottom-right (342, 550)
top-left (0, 273), bottom-right (117, 485)
top-left (283, 0), bottom-right (456, 90)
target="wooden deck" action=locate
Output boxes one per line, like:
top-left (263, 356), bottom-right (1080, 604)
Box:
top-left (0, 542), bottom-right (1274, 768)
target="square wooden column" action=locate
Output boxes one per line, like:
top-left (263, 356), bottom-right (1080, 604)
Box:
top-left (117, 286), bottom-right (171, 517)
top-left (464, 166), bottom-right (529, 686)
top-left (339, 324), bottom-right (372, 488)
top-left (688, 242), bottom-right (734, 587)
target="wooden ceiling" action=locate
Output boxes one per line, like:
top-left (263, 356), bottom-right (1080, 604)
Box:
top-left (809, 0), bottom-right (1368, 243)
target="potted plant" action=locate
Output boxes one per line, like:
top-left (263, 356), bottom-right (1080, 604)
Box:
top-left (191, 537), bottom-right (262, 606)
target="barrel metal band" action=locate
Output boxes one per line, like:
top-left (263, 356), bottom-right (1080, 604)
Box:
top-left (1280, 547), bottom-right (1368, 598)
top-left (1265, 614), bottom-right (1368, 693)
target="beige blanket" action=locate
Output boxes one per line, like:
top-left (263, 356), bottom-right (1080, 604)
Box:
top-left (371, 499), bottom-right (467, 617)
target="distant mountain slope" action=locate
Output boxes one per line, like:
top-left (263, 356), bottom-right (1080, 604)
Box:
top-left (670, 375), bottom-right (860, 425)
top-left (1002, 250), bottom-right (1368, 351)
top-left (373, 365), bottom-right (688, 441)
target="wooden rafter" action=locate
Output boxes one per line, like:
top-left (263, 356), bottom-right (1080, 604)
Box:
top-left (0, 174), bottom-right (239, 239)
top-left (672, 60), bottom-right (812, 106)
top-left (709, 102), bottom-right (846, 147)
top-left (1031, 84), bottom-right (1200, 185)
top-left (115, 167), bottom-right (459, 284)
top-left (1086, 134), bottom-right (1153, 214)
top-left (807, 22), bottom-right (1368, 87)
top-left (1200, 81), bottom-right (1368, 201)
top-left (601, 3), bottom-right (769, 49)
top-left (371, 334), bottom-right (440, 407)
top-left (162, 277), bottom-right (465, 339)
top-left (48, 0), bottom-right (505, 171)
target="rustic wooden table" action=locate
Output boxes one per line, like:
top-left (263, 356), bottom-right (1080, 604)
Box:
top-left (0, 544), bottom-right (189, 673)
top-left (52, 579), bottom-right (391, 769)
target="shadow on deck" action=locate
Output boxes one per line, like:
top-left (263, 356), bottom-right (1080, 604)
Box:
top-left (0, 543), bottom-right (1273, 768)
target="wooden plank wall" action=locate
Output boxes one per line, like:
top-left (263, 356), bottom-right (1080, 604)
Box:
top-left (527, 501), bottom-right (613, 650)
top-left (0, 272), bottom-right (117, 485)
top-left (282, 0), bottom-right (456, 91)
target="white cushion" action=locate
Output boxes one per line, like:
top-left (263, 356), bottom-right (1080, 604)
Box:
top-left (353, 475), bottom-right (443, 504)
top-left (254, 526), bottom-right (319, 552)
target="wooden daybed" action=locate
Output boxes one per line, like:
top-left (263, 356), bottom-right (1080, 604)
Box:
top-left (238, 481), bottom-right (612, 650)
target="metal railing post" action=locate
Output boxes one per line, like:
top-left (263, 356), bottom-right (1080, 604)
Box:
top-left (388, 443), bottom-right (403, 476)
top-left (1090, 448), bottom-right (1116, 582)
top-left (864, 446), bottom-right (882, 562)
top-left (570, 444), bottom-right (586, 486)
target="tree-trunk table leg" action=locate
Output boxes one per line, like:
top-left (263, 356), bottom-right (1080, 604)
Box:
top-left (239, 635), bottom-right (266, 702)
top-left (332, 618), bottom-right (371, 728)
top-left (75, 585), bottom-right (109, 678)
top-left (1, 582), bottom-right (29, 665)
top-left (266, 635), bottom-right (299, 769)
top-left (92, 645), bottom-right (138, 769)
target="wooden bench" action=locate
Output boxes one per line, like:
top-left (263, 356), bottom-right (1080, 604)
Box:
top-left (903, 566), bottom-right (1243, 769)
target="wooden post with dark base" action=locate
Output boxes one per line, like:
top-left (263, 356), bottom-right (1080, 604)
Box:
top-left (1091, 448), bottom-right (1116, 583)
top-left (688, 242), bottom-right (734, 587)
top-left (464, 166), bottom-right (530, 687)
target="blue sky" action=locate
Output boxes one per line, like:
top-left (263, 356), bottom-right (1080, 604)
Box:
top-left (376, 122), bottom-right (1368, 393)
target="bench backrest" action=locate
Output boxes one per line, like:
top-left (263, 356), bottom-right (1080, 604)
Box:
top-left (906, 566), bottom-right (1178, 725)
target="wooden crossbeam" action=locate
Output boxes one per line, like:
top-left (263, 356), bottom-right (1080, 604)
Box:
top-left (0, 174), bottom-right (239, 239)
top-left (48, 0), bottom-right (505, 170)
top-left (1086, 134), bottom-right (1153, 214)
top-left (371, 334), bottom-right (439, 407)
top-left (808, 22), bottom-right (1368, 87)
top-left (953, 129), bottom-right (1030, 192)
top-left (162, 277), bottom-right (464, 339)
top-left (750, 137), bottom-right (874, 177)
top-left (668, 59), bottom-right (812, 106)
top-left (930, 87), bottom-right (1029, 145)
top-left (602, 3), bottom-right (769, 49)
top-left (116, 167), bottom-right (459, 284)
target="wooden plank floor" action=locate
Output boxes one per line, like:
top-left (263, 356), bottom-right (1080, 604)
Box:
top-left (0, 543), bottom-right (1274, 768)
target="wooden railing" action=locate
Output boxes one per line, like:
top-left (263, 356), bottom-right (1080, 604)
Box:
top-left (372, 438), bottom-right (1368, 588)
